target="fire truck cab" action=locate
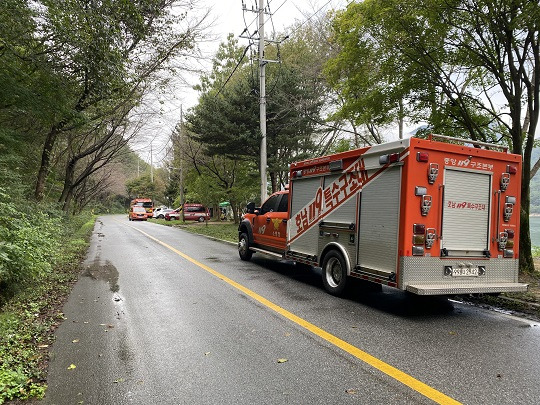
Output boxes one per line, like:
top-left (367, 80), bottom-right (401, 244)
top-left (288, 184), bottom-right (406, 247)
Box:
top-left (239, 135), bottom-right (528, 296)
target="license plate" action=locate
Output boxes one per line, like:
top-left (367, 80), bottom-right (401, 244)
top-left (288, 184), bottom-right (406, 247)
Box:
top-left (445, 266), bottom-right (484, 277)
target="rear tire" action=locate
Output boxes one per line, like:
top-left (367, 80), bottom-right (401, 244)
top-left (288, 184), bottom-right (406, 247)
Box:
top-left (321, 250), bottom-right (348, 296)
top-left (198, 217), bottom-right (205, 222)
top-left (238, 232), bottom-right (253, 261)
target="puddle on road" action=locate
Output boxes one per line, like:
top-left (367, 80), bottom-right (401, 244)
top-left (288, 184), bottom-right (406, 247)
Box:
top-left (82, 260), bottom-right (120, 292)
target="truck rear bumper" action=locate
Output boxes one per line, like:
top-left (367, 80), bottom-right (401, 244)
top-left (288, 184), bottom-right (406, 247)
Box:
top-left (406, 282), bottom-right (528, 295)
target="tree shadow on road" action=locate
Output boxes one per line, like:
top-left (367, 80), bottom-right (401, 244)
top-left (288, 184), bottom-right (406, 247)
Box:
top-left (250, 257), bottom-right (456, 319)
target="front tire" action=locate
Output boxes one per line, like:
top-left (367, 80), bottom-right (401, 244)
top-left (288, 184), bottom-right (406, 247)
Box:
top-left (238, 232), bottom-right (253, 261)
top-left (321, 250), bottom-right (348, 296)
top-left (198, 217), bottom-right (205, 222)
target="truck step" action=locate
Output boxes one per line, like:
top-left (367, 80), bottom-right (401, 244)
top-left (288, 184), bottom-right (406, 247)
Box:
top-left (406, 282), bottom-right (528, 296)
top-left (250, 247), bottom-right (284, 259)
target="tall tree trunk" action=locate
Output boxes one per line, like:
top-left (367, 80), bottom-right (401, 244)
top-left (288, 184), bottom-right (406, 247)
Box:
top-left (269, 171), bottom-right (278, 194)
top-left (34, 127), bottom-right (60, 201)
top-left (59, 158), bottom-right (76, 211)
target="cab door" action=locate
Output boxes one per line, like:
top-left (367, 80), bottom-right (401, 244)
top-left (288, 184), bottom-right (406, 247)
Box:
top-left (252, 193), bottom-right (288, 250)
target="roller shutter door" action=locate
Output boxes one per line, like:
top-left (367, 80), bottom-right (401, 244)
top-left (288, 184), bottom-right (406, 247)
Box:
top-left (442, 169), bottom-right (491, 254)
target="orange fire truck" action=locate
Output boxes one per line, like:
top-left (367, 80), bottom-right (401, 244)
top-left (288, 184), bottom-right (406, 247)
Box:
top-left (130, 198), bottom-right (154, 219)
top-left (238, 134), bottom-right (528, 296)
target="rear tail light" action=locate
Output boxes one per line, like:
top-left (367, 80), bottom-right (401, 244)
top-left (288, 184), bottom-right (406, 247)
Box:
top-left (505, 196), bottom-right (516, 204)
top-left (506, 229), bottom-right (515, 238)
top-left (415, 186), bottom-right (427, 196)
top-left (416, 152), bottom-right (429, 162)
top-left (506, 165), bottom-right (518, 174)
top-left (413, 224), bottom-right (425, 234)
top-left (503, 249), bottom-right (514, 258)
top-left (379, 153), bottom-right (400, 165)
top-left (412, 246), bottom-right (424, 256)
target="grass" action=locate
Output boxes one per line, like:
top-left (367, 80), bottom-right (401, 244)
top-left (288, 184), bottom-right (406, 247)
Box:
top-left (148, 219), bottom-right (238, 243)
top-left (0, 215), bottom-right (96, 404)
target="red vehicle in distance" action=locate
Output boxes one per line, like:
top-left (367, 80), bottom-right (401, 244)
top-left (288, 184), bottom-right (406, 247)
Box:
top-left (165, 204), bottom-right (210, 222)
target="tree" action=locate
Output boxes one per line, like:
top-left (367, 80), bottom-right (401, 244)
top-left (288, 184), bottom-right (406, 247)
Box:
top-left (30, 0), bottom-right (206, 206)
top-left (327, 0), bottom-right (540, 272)
top-left (171, 125), bottom-right (258, 223)
top-left (126, 174), bottom-right (158, 200)
top-left (187, 34), bottom-right (325, 198)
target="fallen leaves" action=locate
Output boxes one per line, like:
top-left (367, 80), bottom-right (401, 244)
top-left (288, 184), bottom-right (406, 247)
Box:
top-left (68, 364), bottom-right (77, 370)
top-left (277, 358), bottom-right (288, 364)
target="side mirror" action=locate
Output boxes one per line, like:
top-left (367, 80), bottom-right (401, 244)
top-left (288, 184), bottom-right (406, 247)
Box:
top-left (246, 202), bottom-right (255, 214)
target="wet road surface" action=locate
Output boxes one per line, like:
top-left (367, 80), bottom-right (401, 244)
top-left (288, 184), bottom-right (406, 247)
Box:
top-left (43, 215), bottom-right (540, 404)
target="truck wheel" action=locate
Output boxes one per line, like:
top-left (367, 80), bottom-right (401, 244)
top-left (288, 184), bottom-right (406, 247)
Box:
top-left (321, 250), bottom-right (348, 296)
top-left (238, 233), bottom-right (253, 261)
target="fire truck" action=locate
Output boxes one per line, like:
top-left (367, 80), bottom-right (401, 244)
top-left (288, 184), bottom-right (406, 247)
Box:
top-left (130, 198), bottom-right (154, 219)
top-left (238, 135), bottom-right (528, 296)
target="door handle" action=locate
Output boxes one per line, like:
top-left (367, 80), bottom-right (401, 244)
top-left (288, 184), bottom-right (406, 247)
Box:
top-left (282, 219), bottom-right (287, 223)
top-left (266, 218), bottom-right (271, 222)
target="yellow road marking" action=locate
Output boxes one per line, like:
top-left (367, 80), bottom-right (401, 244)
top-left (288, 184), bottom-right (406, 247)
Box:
top-left (128, 224), bottom-right (461, 405)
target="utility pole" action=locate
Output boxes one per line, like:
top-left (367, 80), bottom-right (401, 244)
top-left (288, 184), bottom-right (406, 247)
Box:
top-left (258, 0), bottom-right (267, 203)
top-left (179, 105), bottom-right (185, 221)
top-left (241, 0), bottom-right (282, 203)
top-left (150, 142), bottom-right (153, 183)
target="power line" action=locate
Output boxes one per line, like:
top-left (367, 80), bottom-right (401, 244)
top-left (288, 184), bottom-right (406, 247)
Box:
top-left (284, 0), bottom-right (334, 39)
top-left (215, 43), bottom-right (252, 96)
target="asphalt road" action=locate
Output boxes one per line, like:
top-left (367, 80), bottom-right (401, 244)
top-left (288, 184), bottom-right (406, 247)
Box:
top-left (43, 215), bottom-right (540, 404)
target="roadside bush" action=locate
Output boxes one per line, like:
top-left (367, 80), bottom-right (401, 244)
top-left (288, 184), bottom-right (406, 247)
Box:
top-left (0, 189), bottom-right (64, 293)
top-left (0, 196), bottom-right (95, 403)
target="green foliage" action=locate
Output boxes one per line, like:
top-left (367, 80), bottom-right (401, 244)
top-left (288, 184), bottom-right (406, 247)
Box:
top-left (186, 34), bottom-right (323, 193)
top-left (0, 204), bottom-right (95, 403)
top-left (125, 174), bottom-right (158, 201)
top-left (0, 189), bottom-right (64, 288)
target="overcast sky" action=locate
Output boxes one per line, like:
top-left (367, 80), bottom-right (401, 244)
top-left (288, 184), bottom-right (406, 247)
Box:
top-left (135, 0), bottom-right (345, 165)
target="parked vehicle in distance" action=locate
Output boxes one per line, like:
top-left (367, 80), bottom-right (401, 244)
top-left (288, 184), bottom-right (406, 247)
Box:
top-left (130, 198), bottom-right (153, 219)
top-left (165, 207), bottom-right (182, 221)
top-left (164, 204), bottom-right (211, 222)
top-left (129, 205), bottom-right (147, 221)
top-left (153, 207), bottom-right (172, 219)
top-left (183, 204), bottom-right (210, 222)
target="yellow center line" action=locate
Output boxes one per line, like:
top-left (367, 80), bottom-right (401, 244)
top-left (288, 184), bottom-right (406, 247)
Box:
top-left (128, 224), bottom-right (461, 405)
